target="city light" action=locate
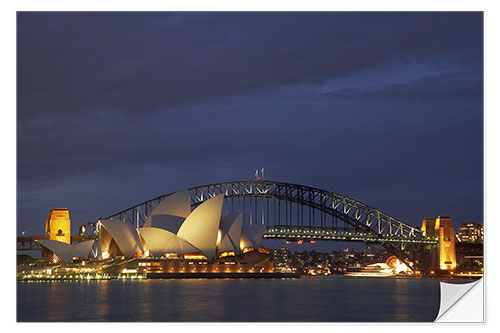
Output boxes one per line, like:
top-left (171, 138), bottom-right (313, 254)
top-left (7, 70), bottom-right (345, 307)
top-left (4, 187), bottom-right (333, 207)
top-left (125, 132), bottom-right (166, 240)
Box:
top-left (393, 259), bottom-right (410, 274)
top-left (18, 186), bottom-right (482, 282)
top-left (101, 251), bottom-right (109, 259)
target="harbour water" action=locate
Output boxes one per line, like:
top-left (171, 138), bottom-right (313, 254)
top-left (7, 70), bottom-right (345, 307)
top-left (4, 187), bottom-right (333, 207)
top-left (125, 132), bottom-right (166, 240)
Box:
top-left (17, 276), bottom-right (471, 322)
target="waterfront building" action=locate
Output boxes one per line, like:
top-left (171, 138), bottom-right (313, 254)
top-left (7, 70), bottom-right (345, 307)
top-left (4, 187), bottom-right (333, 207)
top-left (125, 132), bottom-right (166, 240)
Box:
top-left (109, 250), bottom-right (275, 277)
top-left (273, 247), bottom-right (293, 273)
top-left (455, 242), bottom-right (483, 272)
top-left (457, 222), bottom-right (483, 243)
top-left (97, 193), bottom-right (266, 260)
top-left (45, 208), bottom-right (71, 244)
top-left (32, 191), bottom-right (272, 277)
top-left (455, 222), bottom-right (483, 271)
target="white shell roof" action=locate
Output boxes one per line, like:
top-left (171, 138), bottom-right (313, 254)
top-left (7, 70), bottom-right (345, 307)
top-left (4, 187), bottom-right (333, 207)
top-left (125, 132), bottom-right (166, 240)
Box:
top-left (138, 227), bottom-right (178, 257)
top-left (148, 215), bottom-right (185, 234)
top-left (99, 219), bottom-right (144, 258)
top-left (241, 225), bottom-right (266, 249)
top-left (177, 194), bottom-right (224, 259)
top-left (143, 190), bottom-right (191, 228)
top-left (96, 193), bottom-right (269, 260)
top-left (164, 235), bottom-right (201, 255)
top-left (73, 240), bottom-right (95, 259)
top-left (218, 212), bottom-right (243, 254)
top-left (138, 227), bottom-right (200, 257)
top-left (37, 239), bottom-right (95, 263)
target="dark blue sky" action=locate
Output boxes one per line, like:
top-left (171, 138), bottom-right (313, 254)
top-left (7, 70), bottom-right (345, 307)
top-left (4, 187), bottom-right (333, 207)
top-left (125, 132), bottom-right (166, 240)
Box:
top-left (17, 12), bottom-right (483, 244)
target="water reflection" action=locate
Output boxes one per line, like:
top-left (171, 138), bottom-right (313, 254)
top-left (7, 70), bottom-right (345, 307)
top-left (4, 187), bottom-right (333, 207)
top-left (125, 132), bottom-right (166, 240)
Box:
top-left (94, 280), bottom-right (110, 321)
top-left (18, 276), bottom-right (446, 322)
top-left (46, 281), bottom-right (69, 321)
top-left (138, 280), bottom-right (151, 320)
top-left (393, 279), bottom-right (411, 321)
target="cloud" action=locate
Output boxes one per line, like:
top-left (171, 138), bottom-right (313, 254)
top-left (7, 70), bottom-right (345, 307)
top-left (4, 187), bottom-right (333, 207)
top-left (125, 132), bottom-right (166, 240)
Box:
top-left (17, 12), bottom-right (482, 119)
top-left (321, 71), bottom-right (483, 103)
top-left (17, 12), bottom-right (483, 236)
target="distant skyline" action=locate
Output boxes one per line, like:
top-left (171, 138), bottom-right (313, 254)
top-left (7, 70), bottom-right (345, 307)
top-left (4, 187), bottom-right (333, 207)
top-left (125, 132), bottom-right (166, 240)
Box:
top-left (17, 12), bottom-right (483, 242)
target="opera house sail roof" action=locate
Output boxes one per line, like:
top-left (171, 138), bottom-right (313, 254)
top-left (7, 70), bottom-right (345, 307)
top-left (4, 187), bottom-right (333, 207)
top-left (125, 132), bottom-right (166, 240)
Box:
top-left (219, 212), bottom-right (243, 254)
top-left (97, 191), bottom-right (267, 260)
top-left (138, 227), bottom-right (200, 257)
top-left (99, 219), bottom-right (144, 259)
top-left (241, 225), bottom-right (267, 250)
top-left (142, 190), bottom-right (191, 233)
top-left (37, 239), bottom-right (95, 263)
top-left (176, 194), bottom-right (224, 259)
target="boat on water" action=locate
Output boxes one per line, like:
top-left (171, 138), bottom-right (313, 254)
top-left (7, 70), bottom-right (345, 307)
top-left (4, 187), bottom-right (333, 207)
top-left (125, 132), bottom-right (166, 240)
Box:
top-left (344, 263), bottom-right (394, 277)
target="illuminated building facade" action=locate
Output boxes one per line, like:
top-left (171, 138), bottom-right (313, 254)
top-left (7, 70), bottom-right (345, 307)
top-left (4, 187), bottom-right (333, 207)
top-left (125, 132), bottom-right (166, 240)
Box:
top-left (33, 191), bottom-right (272, 278)
top-left (420, 216), bottom-right (457, 272)
top-left (106, 250), bottom-right (275, 277)
top-left (273, 247), bottom-right (293, 273)
top-left (45, 208), bottom-right (71, 244)
top-left (97, 192), bottom-right (267, 260)
top-left (455, 242), bottom-right (483, 272)
top-left (457, 222), bottom-right (483, 243)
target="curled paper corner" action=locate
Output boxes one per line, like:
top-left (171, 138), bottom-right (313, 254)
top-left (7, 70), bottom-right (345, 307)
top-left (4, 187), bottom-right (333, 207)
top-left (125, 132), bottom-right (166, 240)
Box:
top-left (434, 278), bottom-right (484, 322)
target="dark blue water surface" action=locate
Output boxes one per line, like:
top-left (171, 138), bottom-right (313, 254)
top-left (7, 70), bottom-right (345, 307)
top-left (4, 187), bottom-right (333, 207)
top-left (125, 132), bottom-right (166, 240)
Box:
top-left (17, 276), bottom-right (462, 322)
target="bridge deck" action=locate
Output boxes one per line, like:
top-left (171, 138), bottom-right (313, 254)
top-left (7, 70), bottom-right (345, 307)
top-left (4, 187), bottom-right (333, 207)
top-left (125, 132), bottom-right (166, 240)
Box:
top-left (264, 226), bottom-right (438, 245)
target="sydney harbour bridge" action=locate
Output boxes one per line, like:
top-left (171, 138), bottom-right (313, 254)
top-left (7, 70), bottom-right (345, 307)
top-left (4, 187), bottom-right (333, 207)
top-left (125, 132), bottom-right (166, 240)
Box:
top-left (92, 180), bottom-right (439, 272)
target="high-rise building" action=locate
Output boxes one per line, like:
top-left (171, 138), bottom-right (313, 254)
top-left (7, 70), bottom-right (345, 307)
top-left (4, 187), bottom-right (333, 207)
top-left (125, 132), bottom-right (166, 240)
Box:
top-left (273, 247), bottom-right (293, 273)
top-left (457, 222), bottom-right (483, 243)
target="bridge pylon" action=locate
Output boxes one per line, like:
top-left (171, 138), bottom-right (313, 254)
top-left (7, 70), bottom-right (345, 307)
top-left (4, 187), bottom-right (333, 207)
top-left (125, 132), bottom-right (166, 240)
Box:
top-left (420, 216), bottom-right (457, 274)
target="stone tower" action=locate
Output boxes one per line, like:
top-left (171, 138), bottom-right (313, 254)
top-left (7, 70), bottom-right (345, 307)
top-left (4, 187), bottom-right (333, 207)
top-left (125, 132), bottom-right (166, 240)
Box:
top-left (45, 208), bottom-right (71, 244)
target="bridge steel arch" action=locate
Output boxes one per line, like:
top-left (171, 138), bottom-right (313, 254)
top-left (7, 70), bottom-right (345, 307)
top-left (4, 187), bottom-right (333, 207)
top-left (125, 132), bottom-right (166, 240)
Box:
top-left (98, 180), bottom-right (437, 271)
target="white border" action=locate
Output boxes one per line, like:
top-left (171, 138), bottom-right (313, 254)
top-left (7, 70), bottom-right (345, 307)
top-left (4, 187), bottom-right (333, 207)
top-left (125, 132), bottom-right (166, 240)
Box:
top-left (4, 0), bottom-right (498, 331)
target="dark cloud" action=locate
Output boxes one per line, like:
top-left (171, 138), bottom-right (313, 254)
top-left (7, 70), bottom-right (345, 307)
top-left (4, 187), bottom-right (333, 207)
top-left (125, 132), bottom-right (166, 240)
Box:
top-left (18, 12), bottom-right (482, 118)
top-left (17, 12), bottom-right (483, 243)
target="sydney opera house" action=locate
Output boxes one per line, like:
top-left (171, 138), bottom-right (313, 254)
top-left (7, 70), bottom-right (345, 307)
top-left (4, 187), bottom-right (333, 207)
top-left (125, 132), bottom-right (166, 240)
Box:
top-left (35, 191), bottom-right (277, 277)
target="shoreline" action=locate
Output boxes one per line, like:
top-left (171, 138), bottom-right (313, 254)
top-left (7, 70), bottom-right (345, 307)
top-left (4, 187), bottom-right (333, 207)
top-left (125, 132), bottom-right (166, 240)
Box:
top-left (17, 273), bottom-right (482, 282)
top-left (17, 272), bottom-right (301, 281)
